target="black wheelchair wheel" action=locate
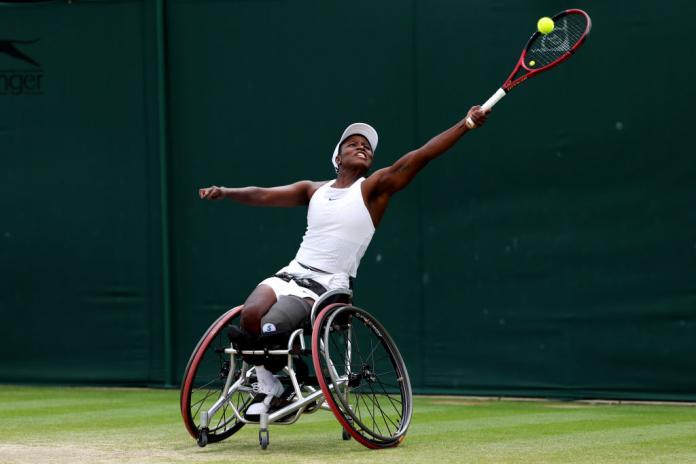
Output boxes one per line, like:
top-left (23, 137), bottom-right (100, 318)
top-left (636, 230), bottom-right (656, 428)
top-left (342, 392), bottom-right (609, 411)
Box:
top-left (311, 305), bottom-right (413, 449)
top-left (180, 306), bottom-right (253, 444)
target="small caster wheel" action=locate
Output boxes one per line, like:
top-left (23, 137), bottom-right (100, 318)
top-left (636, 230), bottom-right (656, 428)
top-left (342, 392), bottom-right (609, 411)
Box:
top-left (259, 429), bottom-right (269, 449)
top-left (197, 428), bottom-right (209, 447)
top-left (342, 428), bottom-right (351, 441)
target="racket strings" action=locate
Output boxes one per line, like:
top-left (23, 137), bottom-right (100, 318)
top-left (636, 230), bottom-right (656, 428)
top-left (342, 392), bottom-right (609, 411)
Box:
top-left (525, 13), bottom-right (588, 68)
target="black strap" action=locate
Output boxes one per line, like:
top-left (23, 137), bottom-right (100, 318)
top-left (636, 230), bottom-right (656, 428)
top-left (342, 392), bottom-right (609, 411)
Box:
top-left (296, 261), bottom-right (355, 290)
top-left (274, 272), bottom-right (327, 296)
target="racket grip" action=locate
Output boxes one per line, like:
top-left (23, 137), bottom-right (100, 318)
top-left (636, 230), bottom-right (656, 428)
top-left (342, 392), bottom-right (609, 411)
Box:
top-left (466, 88), bottom-right (507, 128)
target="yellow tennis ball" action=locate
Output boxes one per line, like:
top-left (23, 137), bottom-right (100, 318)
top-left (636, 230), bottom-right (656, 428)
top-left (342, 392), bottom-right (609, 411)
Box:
top-left (529, 60), bottom-right (536, 66)
top-left (537, 17), bottom-right (554, 35)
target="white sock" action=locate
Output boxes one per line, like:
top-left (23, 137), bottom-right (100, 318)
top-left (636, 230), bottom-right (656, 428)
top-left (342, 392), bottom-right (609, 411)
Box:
top-left (254, 365), bottom-right (283, 397)
top-left (254, 365), bottom-right (272, 384)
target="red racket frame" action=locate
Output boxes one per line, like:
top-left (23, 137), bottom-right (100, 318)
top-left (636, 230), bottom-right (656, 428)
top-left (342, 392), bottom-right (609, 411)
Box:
top-left (502, 8), bottom-right (592, 92)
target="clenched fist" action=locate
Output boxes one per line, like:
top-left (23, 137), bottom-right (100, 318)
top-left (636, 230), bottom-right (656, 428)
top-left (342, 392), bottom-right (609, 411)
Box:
top-left (199, 186), bottom-right (226, 200)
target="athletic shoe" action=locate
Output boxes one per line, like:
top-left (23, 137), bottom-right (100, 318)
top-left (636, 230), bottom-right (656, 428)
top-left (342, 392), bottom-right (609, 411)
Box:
top-left (245, 369), bottom-right (284, 416)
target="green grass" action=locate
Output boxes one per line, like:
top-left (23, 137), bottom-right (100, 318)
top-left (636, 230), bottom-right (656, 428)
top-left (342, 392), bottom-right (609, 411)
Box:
top-left (1, 385), bottom-right (696, 463)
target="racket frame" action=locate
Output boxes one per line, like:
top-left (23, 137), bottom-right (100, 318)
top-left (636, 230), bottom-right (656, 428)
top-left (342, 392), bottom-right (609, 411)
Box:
top-left (502, 8), bottom-right (591, 93)
top-left (466, 8), bottom-right (592, 128)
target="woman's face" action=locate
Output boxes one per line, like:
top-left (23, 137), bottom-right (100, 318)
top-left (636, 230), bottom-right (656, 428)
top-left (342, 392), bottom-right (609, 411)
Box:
top-left (337, 134), bottom-right (373, 172)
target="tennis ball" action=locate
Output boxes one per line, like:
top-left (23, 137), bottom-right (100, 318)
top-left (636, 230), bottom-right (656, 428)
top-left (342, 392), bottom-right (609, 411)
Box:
top-left (537, 17), bottom-right (554, 35)
top-left (529, 60), bottom-right (536, 67)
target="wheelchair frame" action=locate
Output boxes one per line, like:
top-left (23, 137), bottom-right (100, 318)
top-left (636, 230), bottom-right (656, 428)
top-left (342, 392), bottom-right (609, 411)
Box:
top-left (180, 288), bottom-right (413, 450)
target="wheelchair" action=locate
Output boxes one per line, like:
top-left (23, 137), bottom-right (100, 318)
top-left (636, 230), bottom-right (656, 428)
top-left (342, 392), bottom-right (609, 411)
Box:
top-left (180, 289), bottom-right (413, 450)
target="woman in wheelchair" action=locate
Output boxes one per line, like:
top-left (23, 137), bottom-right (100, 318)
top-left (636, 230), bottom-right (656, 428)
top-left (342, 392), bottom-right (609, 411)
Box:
top-left (199, 107), bottom-right (490, 418)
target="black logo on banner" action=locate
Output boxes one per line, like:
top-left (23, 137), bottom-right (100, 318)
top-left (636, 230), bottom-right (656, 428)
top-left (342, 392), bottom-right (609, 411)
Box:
top-left (0, 39), bottom-right (44, 96)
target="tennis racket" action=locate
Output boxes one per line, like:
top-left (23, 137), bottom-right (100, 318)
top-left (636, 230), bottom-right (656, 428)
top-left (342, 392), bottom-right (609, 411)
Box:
top-left (466, 9), bottom-right (592, 128)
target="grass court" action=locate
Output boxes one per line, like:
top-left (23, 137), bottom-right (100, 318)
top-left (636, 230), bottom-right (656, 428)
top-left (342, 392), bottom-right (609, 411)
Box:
top-left (1, 385), bottom-right (696, 464)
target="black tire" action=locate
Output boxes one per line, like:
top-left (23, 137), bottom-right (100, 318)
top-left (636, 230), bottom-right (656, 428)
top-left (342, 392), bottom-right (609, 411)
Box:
top-left (180, 306), bottom-right (253, 444)
top-left (259, 430), bottom-right (269, 449)
top-left (197, 428), bottom-right (208, 447)
top-left (312, 305), bottom-right (413, 449)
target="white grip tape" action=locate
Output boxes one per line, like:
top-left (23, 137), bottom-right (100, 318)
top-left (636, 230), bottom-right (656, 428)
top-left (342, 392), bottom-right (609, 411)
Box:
top-left (466, 88), bottom-right (507, 128)
top-left (481, 88), bottom-right (507, 111)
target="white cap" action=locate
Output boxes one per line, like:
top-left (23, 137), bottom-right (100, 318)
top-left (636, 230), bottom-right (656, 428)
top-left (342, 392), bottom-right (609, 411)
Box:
top-left (331, 122), bottom-right (379, 170)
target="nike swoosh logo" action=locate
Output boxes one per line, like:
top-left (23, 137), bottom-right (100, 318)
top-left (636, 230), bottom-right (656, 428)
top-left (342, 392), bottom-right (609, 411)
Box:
top-left (328, 198), bottom-right (338, 201)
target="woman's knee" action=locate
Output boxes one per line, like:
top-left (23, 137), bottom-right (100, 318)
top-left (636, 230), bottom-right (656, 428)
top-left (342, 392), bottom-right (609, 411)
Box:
top-left (240, 285), bottom-right (277, 334)
top-left (240, 306), bottom-right (263, 333)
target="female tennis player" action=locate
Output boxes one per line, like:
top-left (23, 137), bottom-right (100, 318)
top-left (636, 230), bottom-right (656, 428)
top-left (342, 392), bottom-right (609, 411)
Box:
top-left (199, 105), bottom-right (490, 415)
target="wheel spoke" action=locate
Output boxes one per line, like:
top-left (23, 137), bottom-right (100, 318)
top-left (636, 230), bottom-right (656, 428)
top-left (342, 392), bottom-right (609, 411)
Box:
top-left (357, 392), bottom-right (383, 437)
top-left (191, 387), bottom-right (218, 420)
top-left (364, 386), bottom-right (400, 433)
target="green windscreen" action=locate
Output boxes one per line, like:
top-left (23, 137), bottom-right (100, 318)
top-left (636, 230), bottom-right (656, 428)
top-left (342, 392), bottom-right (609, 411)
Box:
top-left (1, 0), bottom-right (695, 401)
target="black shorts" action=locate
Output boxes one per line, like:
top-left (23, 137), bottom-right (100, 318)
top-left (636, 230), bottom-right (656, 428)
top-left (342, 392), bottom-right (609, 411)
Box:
top-left (249, 295), bottom-right (312, 373)
top-left (259, 295), bottom-right (312, 337)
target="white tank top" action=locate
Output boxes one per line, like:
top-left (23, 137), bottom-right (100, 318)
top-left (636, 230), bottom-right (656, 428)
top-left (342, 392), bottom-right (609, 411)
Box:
top-left (294, 178), bottom-right (375, 277)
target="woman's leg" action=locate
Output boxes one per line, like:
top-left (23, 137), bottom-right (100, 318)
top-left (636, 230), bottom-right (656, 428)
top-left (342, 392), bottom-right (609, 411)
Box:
top-left (239, 284), bottom-right (277, 336)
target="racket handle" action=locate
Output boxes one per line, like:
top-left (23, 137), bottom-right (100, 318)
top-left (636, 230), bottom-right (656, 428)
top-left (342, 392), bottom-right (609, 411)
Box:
top-left (466, 88), bottom-right (507, 128)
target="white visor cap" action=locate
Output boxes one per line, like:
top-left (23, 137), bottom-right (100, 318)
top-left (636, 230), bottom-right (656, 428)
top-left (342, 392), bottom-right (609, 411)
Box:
top-left (331, 122), bottom-right (379, 169)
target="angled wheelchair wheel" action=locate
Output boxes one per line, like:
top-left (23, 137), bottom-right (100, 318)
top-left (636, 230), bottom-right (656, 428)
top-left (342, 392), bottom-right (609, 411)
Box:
top-left (312, 304), bottom-right (413, 449)
top-left (180, 306), bottom-right (253, 444)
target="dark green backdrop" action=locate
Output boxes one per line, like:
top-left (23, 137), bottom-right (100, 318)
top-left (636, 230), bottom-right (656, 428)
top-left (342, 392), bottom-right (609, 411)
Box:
top-left (1, 0), bottom-right (695, 400)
